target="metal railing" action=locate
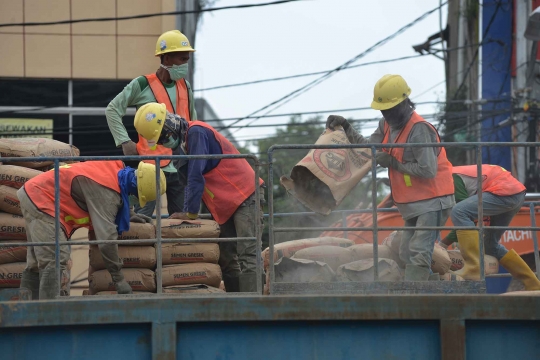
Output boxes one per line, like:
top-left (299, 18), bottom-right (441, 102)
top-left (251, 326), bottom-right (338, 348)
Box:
top-left (0, 153), bottom-right (263, 297)
top-left (267, 141), bottom-right (540, 294)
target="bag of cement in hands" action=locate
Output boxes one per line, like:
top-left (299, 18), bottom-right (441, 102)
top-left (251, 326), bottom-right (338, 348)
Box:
top-left (337, 258), bottom-right (403, 282)
top-left (0, 185), bottom-right (21, 215)
top-left (89, 245), bottom-right (156, 270)
top-left (292, 245), bottom-right (355, 271)
top-left (0, 138), bottom-right (79, 168)
top-left (0, 165), bottom-right (41, 189)
top-left (263, 237), bottom-right (354, 268)
top-left (274, 257), bottom-right (335, 283)
top-left (163, 284), bottom-right (225, 294)
top-left (160, 219), bottom-right (220, 238)
top-left (161, 263), bottom-right (222, 288)
top-left (160, 243), bottom-right (220, 265)
top-left (0, 239), bottom-right (27, 264)
top-left (89, 268), bottom-right (156, 294)
top-left (348, 243), bottom-right (394, 262)
top-left (280, 127), bottom-right (372, 214)
top-left (447, 250), bottom-right (499, 274)
top-left (0, 213), bottom-right (26, 240)
top-left (0, 262), bottom-right (25, 288)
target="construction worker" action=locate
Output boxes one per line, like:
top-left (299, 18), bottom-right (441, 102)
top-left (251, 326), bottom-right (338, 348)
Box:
top-left (17, 161), bottom-right (166, 299)
top-left (440, 165), bottom-right (540, 289)
top-left (134, 103), bottom-right (264, 293)
top-left (326, 74), bottom-right (455, 281)
top-left (106, 30), bottom-right (197, 217)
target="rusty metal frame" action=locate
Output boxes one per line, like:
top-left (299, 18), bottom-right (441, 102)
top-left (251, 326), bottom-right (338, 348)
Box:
top-left (0, 153), bottom-right (263, 296)
top-left (267, 142), bottom-right (540, 294)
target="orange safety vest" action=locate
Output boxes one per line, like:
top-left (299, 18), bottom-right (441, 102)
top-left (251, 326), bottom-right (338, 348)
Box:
top-left (24, 161), bottom-right (124, 237)
top-left (382, 111), bottom-right (454, 204)
top-left (136, 74), bottom-right (192, 168)
top-left (453, 165), bottom-right (526, 196)
top-left (185, 121), bottom-right (264, 224)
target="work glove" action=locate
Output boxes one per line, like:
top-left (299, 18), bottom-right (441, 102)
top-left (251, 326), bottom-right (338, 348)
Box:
top-left (326, 115), bottom-right (350, 131)
top-left (375, 151), bottom-right (397, 169)
top-left (121, 140), bottom-right (138, 156)
top-left (168, 212), bottom-right (198, 220)
top-left (129, 209), bottom-right (153, 224)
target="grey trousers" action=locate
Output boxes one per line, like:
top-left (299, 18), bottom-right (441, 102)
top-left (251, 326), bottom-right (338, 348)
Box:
top-left (399, 208), bottom-right (452, 269)
top-left (218, 188), bottom-right (265, 277)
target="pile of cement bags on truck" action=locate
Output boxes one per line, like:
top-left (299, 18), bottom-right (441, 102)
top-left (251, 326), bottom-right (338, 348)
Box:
top-left (87, 219), bottom-right (225, 295)
top-left (0, 138), bottom-right (79, 294)
top-left (262, 231), bottom-right (499, 293)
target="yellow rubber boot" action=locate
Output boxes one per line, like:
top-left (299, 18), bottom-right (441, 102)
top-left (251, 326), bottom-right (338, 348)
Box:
top-left (452, 230), bottom-right (481, 280)
top-left (499, 249), bottom-right (540, 291)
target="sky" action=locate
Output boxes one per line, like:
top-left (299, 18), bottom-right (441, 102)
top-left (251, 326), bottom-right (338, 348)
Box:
top-left (193, 0), bottom-right (448, 148)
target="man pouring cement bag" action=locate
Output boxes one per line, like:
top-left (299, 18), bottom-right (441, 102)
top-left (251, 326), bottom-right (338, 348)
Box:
top-left (134, 103), bottom-right (264, 293)
top-left (17, 161), bottom-right (166, 299)
top-left (440, 164), bottom-right (540, 289)
top-left (326, 74), bottom-right (455, 281)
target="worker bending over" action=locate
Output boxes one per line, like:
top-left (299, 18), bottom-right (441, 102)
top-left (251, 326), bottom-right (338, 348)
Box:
top-left (134, 103), bottom-right (264, 293)
top-left (18, 161), bottom-right (166, 299)
top-left (441, 165), bottom-right (540, 289)
top-left (326, 74), bottom-right (455, 281)
top-left (106, 30), bottom-right (197, 217)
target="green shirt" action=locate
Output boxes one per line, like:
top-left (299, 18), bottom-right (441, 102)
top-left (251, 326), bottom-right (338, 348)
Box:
top-left (443, 174), bottom-right (469, 244)
top-left (105, 75), bottom-right (197, 173)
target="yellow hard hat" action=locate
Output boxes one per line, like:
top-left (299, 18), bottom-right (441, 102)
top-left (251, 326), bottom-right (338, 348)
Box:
top-left (371, 74), bottom-right (412, 110)
top-left (155, 30), bottom-right (195, 56)
top-left (134, 103), bottom-right (167, 150)
top-left (136, 162), bottom-right (166, 207)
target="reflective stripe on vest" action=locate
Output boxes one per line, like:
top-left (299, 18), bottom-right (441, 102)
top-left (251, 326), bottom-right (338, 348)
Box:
top-left (24, 161), bottom-right (124, 237)
top-left (453, 165), bottom-right (526, 196)
top-left (136, 74), bottom-right (192, 168)
top-left (185, 121), bottom-right (264, 224)
top-left (382, 112), bottom-right (454, 204)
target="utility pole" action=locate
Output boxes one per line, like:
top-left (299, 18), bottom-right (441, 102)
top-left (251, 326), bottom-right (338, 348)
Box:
top-left (176, 0), bottom-right (201, 88)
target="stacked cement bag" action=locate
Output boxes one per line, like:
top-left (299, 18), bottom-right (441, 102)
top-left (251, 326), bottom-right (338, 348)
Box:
top-left (88, 224), bottom-right (158, 294)
top-left (0, 138), bottom-right (80, 168)
top-left (159, 219), bottom-right (223, 292)
top-left (447, 249), bottom-right (499, 276)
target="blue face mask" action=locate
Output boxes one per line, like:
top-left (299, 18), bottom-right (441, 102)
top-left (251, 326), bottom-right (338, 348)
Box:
top-left (160, 63), bottom-right (188, 81)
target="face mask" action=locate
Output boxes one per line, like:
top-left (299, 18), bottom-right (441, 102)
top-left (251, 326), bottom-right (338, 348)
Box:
top-left (128, 195), bottom-right (139, 207)
top-left (160, 63), bottom-right (188, 81)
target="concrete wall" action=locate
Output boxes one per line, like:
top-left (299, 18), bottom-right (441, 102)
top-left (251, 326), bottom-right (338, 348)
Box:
top-left (0, 0), bottom-right (177, 80)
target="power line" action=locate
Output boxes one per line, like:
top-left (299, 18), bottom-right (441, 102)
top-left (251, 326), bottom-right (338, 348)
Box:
top-left (0, 0), bottom-right (303, 28)
top-left (221, 1), bottom-right (449, 133)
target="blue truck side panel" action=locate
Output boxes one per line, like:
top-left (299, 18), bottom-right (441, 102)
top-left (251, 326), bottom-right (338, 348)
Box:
top-left (1, 295), bottom-right (539, 360)
top-left (481, 0), bottom-right (513, 169)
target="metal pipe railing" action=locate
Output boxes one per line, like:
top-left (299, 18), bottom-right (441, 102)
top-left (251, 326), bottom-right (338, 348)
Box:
top-left (1, 153), bottom-right (263, 297)
top-left (267, 141), bottom-right (540, 294)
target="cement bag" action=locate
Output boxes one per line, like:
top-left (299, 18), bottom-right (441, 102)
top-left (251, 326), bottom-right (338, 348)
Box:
top-left (381, 231), bottom-right (405, 268)
top-left (275, 257), bottom-right (335, 283)
top-left (160, 219), bottom-right (220, 238)
top-left (336, 259), bottom-right (403, 282)
top-left (431, 243), bottom-right (452, 275)
top-left (94, 291), bottom-right (152, 295)
top-left (0, 138), bottom-right (80, 168)
top-left (0, 239), bottom-right (27, 264)
top-left (292, 245), bottom-right (354, 271)
top-left (501, 291), bottom-right (540, 296)
top-left (440, 273), bottom-right (464, 281)
top-left (0, 185), bottom-right (21, 215)
top-left (160, 243), bottom-right (219, 265)
top-left (0, 213), bottom-right (27, 240)
top-left (162, 263), bottom-right (222, 288)
top-left (89, 223), bottom-right (156, 244)
top-left (280, 127), bottom-right (372, 214)
top-left (447, 250), bottom-right (499, 274)
top-left (89, 245), bottom-right (156, 270)
top-left (262, 237), bottom-right (354, 268)
top-left (348, 243), bottom-right (394, 262)
top-left (89, 268), bottom-right (156, 294)
top-left (0, 165), bottom-right (41, 189)
top-left (163, 284), bottom-right (225, 294)
top-left (0, 262), bottom-right (25, 288)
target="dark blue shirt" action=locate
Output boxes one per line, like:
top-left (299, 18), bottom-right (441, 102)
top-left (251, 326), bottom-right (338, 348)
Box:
top-left (184, 126), bottom-right (222, 213)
